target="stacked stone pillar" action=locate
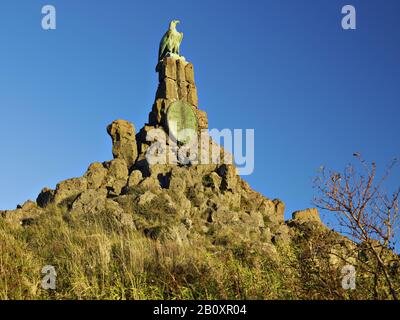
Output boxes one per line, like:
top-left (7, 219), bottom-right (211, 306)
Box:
top-left (149, 57), bottom-right (208, 130)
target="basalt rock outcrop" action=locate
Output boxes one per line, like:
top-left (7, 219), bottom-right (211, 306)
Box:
top-left (1, 56), bottom-right (327, 257)
top-left (291, 208), bottom-right (322, 224)
top-left (107, 120), bottom-right (138, 169)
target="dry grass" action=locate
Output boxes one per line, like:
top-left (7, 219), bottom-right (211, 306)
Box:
top-left (0, 206), bottom-right (292, 300)
top-left (1, 205), bottom-right (398, 300)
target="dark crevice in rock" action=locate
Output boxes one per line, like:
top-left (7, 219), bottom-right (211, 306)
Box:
top-left (158, 172), bottom-right (172, 189)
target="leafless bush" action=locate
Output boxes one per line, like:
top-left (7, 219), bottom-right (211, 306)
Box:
top-left (313, 154), bottom-right (399, 299)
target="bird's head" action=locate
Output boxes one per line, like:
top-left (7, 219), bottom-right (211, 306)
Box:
top-left (169, 20), bottom-right (180, 29)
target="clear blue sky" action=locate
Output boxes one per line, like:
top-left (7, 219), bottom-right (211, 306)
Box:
top-left (0, 0), bottom-right (399, 228)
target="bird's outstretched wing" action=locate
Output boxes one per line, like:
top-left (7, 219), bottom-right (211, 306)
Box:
top-left (158, 30), bottom-right (172, 61)
top-left (176, 32), bottom-right (183, 55)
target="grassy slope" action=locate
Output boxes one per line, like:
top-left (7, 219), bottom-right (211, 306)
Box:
top-left (0, 205), bottom-right (294, 300)
top-left (1, 204), bottom-right (397, 300)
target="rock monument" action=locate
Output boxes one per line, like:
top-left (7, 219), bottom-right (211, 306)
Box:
top-left (1, 21), bottom-right (325, 254)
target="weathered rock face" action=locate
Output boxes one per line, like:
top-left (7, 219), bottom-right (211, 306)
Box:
top-left (34, 159), bottom-right (130, 211)
top-left (156, 57), bottom-right (197, 105)
top-left (127, 170), bottom-right (143, 189)
top-left (150, 56), bottom-right (208, 130)
top-left (71, 189), bottom-right (108, 215)
top-left (2, 200), bottom-right (43, 227)
top-left (103, 159), bottom-right (129, 196)
top-left (292, 208), bottom-right (321, 224)
top-left (54, 177), bottom-right (88, 206)
top-left (37, 188), bottom-right (55, 208)
top-left (0, 57), bottom-right (330, 259)
top-left (84, 162), bottom-right (108, 190)
top-left (217, 164), bottom-right (238, 192)
top-left (107, 120), bottom-right (138, 169)
top-left (273, 199), bottom-right (285, 223)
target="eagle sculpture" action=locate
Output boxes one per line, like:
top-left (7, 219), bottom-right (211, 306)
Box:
top-left (158, 20), bottom-right (183, 62)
